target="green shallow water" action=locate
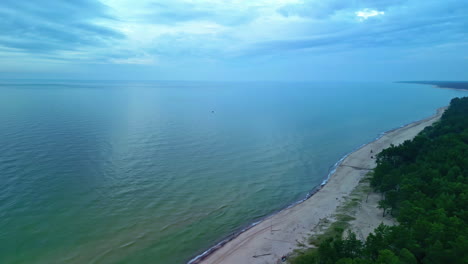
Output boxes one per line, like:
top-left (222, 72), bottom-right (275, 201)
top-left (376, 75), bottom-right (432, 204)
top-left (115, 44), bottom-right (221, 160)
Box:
top-left (0, 81), bottom-right (465, 264)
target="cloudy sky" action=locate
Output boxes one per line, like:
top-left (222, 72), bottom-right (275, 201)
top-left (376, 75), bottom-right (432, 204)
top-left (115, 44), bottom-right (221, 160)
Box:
top-left (0, 0), bottom-right (467, 81)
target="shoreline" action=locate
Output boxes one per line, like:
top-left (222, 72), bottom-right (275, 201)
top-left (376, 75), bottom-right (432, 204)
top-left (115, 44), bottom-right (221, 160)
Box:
top-left (396, 81), bottom-right (468, 91)
top-left (189, 107), bottom-right (447, 264)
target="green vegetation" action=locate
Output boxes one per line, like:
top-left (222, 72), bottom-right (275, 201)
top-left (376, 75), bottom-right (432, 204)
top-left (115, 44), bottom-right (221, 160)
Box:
top-left (308, 215), bottom-right (353, 246)
top-left (307, 174), bottom-right (371, 247)
top-left (292, 97), bottom-right (468, 264)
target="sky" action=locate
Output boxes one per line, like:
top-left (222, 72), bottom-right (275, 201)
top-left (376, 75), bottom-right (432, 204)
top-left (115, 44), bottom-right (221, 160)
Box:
top-left (0, 0), bottom-right (467, 81)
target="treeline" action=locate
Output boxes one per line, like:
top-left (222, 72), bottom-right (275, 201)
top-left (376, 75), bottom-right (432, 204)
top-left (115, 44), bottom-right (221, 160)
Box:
top-left (293, 97), bottom-right (468, 264)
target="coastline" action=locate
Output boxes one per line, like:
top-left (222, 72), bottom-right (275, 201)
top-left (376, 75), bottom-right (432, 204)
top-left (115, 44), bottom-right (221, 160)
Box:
top-left (190, 106), bottom-right (447, 264)
top-left (396, 81), bottom-right (468, 91)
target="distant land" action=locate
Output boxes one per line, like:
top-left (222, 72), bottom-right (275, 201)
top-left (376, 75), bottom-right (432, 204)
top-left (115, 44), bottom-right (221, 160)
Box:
top-left (398, 81), bottom-right (468, 90)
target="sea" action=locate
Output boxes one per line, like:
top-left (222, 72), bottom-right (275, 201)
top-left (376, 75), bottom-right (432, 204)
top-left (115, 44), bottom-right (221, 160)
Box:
top-left (0, 80), bottom-right (465, 264)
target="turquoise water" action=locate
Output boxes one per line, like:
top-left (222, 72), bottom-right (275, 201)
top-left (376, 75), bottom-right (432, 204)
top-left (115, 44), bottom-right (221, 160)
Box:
top-left (0, 81), bottom-right (465, 264)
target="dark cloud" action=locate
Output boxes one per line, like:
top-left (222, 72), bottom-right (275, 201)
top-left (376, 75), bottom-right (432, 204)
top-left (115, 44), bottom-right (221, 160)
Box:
top-left (0, 0), bottom-right (124, 54)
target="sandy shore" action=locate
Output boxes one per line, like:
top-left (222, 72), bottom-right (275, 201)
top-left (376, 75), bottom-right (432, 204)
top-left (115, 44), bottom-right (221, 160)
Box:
top-left (195, 107), bottom-right (446, 264)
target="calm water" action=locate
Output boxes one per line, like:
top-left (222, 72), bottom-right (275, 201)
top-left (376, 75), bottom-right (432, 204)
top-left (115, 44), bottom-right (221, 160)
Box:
top-left (0, 81), bottom-right (465, 264)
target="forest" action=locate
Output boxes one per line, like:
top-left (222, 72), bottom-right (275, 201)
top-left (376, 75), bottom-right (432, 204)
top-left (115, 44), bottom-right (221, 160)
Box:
top-left (292, 97), bottom-right (468, 264)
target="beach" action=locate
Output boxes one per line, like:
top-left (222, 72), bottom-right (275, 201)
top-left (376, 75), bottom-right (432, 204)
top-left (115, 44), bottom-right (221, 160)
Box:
top-left (195, 107), bottom-right (446, 264)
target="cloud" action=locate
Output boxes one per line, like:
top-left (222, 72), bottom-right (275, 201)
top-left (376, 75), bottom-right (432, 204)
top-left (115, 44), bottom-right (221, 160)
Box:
top-left (0, 0), bottom-right (467, 79)
top-left (355, 9), bottom-right (385, 20)
top-left (241, 0), bottom-right (468, 56)
top-left (3, 0), bottom-right (465, 60)
top-left (0, 0), bottom-right (123, 57)
top-left (110, 56), bottom-right (157, 65)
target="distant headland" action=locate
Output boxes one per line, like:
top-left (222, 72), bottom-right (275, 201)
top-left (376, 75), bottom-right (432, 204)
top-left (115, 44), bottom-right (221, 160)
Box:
top-left (398, 81), bottom-right (468, 90)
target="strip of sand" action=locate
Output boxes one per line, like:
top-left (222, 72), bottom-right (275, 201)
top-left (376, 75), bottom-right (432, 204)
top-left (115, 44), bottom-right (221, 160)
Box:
top-left (195, 107), bottom-right (446, 264)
